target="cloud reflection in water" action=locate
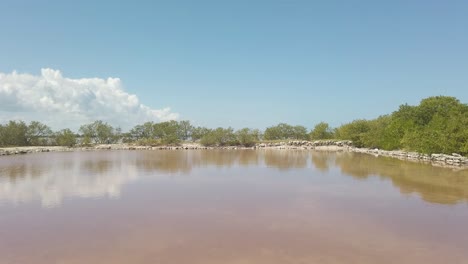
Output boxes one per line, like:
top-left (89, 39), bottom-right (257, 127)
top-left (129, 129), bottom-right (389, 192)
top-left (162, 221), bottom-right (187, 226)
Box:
top-left (0, 150), bottom-right (467, 207)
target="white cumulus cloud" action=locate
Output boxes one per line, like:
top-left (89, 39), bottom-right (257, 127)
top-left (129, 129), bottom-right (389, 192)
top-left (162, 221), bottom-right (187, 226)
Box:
top-left (0, 68), bottom-right (179, 130)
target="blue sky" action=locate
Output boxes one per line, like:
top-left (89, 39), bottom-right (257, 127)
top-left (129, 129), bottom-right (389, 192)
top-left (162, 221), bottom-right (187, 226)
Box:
top-left (1, 0), bottom-right (467, 130)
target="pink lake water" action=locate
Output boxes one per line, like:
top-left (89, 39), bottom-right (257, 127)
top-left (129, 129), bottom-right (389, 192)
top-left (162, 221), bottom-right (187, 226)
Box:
top-left (0, 150), bottom-right (467, 264)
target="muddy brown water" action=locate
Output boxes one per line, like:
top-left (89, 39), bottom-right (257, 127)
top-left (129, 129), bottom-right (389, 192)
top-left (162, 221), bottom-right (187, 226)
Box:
top-left (0, 150), bottom-right (467, 264)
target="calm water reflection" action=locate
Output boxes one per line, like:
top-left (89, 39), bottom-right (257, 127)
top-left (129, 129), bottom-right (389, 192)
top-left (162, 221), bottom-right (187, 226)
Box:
top-left (0, 150), bottom-right (467, 264)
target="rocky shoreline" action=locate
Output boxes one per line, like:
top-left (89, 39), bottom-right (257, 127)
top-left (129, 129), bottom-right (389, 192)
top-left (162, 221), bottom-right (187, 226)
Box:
top-left (257, 140), bottom-right (468, 167)
top-left (1, 140), bottom-right (467, 168)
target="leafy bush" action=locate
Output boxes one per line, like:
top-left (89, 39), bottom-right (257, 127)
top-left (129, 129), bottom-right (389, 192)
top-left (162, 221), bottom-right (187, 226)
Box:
top-left (0, 121), bottom-right (28, 146)
top-left (264, 123), bottom-right (308, 140)
top-left (335, 119), bottom-right (371, 147)
top-left (236, 128), bottom-right (260, 147)
top-left (309, 122), bottom-right (334, 140)
top-left (200, 127), bottom-right (238, 146)
top-left (55, 129), bottom-right (77, 147)
top-left (191, 126), bottom-right (211, 141)
top-left (79, 120), bottom-right (118, 144)
top-left (335, 96), bottom-right (468, 154)
top-left (26, 121), bottom-right (53, 146)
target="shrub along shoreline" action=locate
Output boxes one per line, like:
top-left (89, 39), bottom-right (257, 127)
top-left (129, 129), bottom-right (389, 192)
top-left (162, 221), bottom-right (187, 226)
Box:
top-left (0, 96), bottom-right (467, 162)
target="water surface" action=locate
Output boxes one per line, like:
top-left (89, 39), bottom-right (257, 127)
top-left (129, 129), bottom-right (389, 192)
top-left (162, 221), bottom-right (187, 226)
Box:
top-left (1, 150), bottom-right (467, 264)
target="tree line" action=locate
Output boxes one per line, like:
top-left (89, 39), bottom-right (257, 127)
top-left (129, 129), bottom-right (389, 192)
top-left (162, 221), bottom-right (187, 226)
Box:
top-left (333, 96), bottom-right (468, 154)
top-left (0, 96), bottom-right (467, 155)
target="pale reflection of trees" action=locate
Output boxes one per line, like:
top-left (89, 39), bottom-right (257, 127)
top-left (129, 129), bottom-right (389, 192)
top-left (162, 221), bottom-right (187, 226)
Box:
top-left (0, 150), bottom-right (299, 207)
top-left (133, 150), bottom-right (260, 173)
top-left (262, 150), bottom-right (308, 170)
top-left (135, 151), bottom-right (193, 174)
top-left (0, 164), bottom-right (29, 181)
top-left (1, 150), bottom-right (467, 206)
top-left (334, 152), bottom-right (468, 204)
top-left (311, 152), bottom-right (334, 172)
top-left (237, 150), bottom-right (260, 166)
top-left (0, 158), bottom-right (72, 181)
top-left (81, 160), bottom-right (112, 174)
top-left (194, 150), bottom-right (240, 167)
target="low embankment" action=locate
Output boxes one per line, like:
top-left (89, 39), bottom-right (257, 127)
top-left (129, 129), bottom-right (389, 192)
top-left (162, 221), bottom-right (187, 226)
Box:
top-left (1, 140), bottom-right (467, 168)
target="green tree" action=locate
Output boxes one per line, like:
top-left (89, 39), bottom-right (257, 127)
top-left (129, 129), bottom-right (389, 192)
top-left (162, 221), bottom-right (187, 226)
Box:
top-left (153, 120), bottom-right (181, 144)
top-left (335, 119), bottom-right (371, 147)
top-left (398, 96), bottom-right (468, 154)
top-left (79, 120), bottom-right (117, 144)
top-left (264, 123), bottom-right (308, 140)
top-left (264, 123), bottom-right (288, 140)
top-left (178, 120), bottom-right (193, 140)
top-left (26, 121), bottom-right (53, 146)
top-left (331, 96), bottom-right (468, 155)
top-left (191, 126), bottom-right (211, 141)
top-left (379, 112), bottom-right (412, 150)
top-left (129, 122), bottom-right (155, 140)
top-left (55, 129), bottom-right (77, 147)
top-left (360, 115), bottom-right (392, 149)
top-left (200, 127), bottom-right (238, 146)
top-left (291, 125), bottom-right (308, 140)
top-left (0, 124), bottom-right (3, 146)
top-left (0, 120), bottom-right (28, 146)
top-left (309, 122), bottom-right (334, 140)
top-left (236, 128), bottom-right (260, 147)
top-left (413, 96), bottom-right (461, 126)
